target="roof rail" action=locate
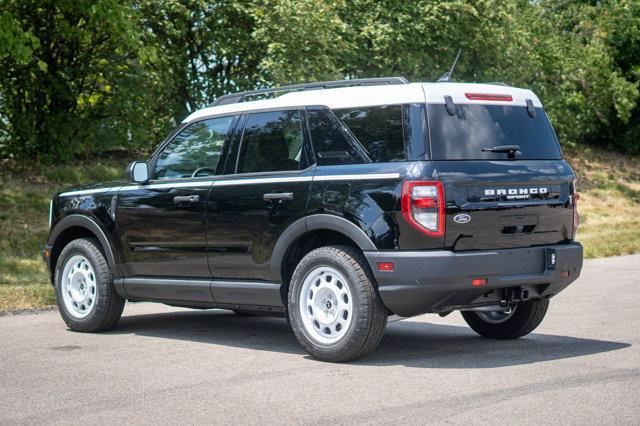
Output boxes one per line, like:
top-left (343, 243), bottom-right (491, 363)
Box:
top-left (212, 77), bottom-right (410, 106)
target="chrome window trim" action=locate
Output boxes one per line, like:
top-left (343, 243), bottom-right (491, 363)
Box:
top-left (314, 173), bottom-right (399, 181)
top-left (48, 200), bottom-right (53, 229)
top-left (57, 173), bottom-right (401, 196)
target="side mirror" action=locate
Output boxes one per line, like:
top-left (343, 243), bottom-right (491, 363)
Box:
top-left (126, 161), bottom-right (149, 184)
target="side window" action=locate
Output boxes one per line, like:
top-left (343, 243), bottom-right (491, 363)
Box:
top-left (334, 105), bottom-right (406, 162)
top-left (237, 110), bottom-right (304, 173)
top-left (306, 108), bottom-right (370, 166)
top-left (155, 116), bottom-right (236, 180)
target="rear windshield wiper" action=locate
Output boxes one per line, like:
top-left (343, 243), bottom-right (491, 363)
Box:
top-left (482, 145), bottom-right (520, 159)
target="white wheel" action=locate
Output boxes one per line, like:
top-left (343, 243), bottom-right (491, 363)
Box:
top-left (298, 266), bottom-right (354, 344)
top-left (288, 246), bottom-right (387, 362)
top-left (60, 254), bottom-right (98, 318)
top-left (54, 237), bottom-right (124, 332)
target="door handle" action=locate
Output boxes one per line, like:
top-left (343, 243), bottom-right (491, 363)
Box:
top-left (263, 192), bottom-right (294, 202)
top-left (173, 195), bottom-right (200, 204)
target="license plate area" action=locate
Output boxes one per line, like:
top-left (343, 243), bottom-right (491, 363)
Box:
top-left (497, 247), bottom-right (546, 275)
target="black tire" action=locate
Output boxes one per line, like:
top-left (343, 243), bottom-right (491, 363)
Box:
top-left (461, 299), bottom-right (550, 339)
top-left (288, 245), bottom-right (387, 362)
top-left (54, 238), bottom-right (125, 332)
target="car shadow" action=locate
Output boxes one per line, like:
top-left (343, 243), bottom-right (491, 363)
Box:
top-left (107, 309), bottom-right (630, 368)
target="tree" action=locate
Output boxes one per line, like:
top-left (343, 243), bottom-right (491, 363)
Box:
top-left (1, 0), bottom-right (639, 167)
top-left (0, 0), bottom-right (164, 164)
top-left (137, 0), bottom-right (263, 121)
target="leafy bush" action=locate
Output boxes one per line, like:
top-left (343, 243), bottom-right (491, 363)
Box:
top-left (0, 0), bottom-right (639, 167)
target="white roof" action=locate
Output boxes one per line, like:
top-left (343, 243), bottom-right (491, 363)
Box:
top-left (183, 82), bottom-right (543, 123)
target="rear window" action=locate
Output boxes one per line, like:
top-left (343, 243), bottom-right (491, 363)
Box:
top-left (427, 104), bottom-right (562, 160)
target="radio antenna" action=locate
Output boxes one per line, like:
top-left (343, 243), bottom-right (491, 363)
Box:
top-left (437, 49), bottom-right (462, 83)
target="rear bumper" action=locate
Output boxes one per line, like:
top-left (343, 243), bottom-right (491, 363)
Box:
top-left (364, 242), bottom-right (583, 317)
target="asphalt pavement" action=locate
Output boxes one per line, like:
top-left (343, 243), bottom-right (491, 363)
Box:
top-left (1, 254), bottom-right (639, 424)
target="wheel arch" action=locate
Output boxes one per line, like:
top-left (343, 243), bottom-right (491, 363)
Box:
top-left (271, 214), bottom-right (377, 305)
top-left (48, 215), bottom-right (120, 282)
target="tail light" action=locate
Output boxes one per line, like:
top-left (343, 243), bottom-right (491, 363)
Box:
top-left (401, 181), bottom-right (445, 237)
top-left (572, 178), bottom-right (580, 238)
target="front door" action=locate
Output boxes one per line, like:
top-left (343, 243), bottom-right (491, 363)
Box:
top-left (206, 109), bottom-right (314, 282)
top-left (116, 115), bottom-right (239, 280)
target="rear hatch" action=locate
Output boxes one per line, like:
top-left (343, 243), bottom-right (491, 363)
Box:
top-left (427, 94), bottom-right (575, 251)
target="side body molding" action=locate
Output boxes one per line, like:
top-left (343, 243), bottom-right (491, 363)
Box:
top-left (269, 214), bottom-right (377, 282)
top-left (48, 214), bottom-right (121, 279)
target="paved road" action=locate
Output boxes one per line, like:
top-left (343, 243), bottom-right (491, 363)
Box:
top-left (1, 255), bottom-right (639, 424)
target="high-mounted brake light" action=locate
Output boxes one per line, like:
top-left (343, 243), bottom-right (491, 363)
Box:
top-left (465, 93), bottom-right (513, 102)
top-left (401, 181), bottom-right (445, 237)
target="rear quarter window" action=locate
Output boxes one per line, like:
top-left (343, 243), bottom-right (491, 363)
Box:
top-left (333, 105), bottom-right (406, 162)
top-left (427, 103), bottom-right (562, 160)
top-left (308, 104), bottom-right (427, 165)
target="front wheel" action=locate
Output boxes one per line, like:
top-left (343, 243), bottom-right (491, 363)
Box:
top-left (461, 298), bottom-right (549, 339)
top-left (54, 238), bottom-right (125, 332)
top-left (288, 245), bottom-right (387, 362)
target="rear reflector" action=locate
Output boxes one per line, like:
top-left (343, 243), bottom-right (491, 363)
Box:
top-left (560, 270), bottom-right (570, 278)
top-left (471, 278), bottom-right (487, 286)
top-left (377, 262), bottom-right (395, 272)
top-left (465, 93), bottom-right (513, 102)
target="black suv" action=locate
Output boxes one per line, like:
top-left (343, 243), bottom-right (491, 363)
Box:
top-left (43, 77), bottom-right (583, 362)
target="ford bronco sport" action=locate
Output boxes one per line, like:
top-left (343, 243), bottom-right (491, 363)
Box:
top-left (43, 77), bottom-right (583, 362)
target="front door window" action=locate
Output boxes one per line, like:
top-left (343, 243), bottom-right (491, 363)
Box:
top-left (155, 116), bottom-right (236, 180)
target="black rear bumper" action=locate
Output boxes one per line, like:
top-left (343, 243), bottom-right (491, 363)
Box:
top-left (364, 242), bottom-right (583, 317)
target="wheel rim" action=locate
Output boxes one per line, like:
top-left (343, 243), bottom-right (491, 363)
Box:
top-left (476, 305), bottom-right (517, 324)
top-left (299, 265), bottom-right (354, 345)
top-left (60, 255), bottom-right (97, 318)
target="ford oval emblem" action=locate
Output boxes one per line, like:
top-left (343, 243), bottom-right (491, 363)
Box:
top-left (454, 213), bottom-right (471, 224)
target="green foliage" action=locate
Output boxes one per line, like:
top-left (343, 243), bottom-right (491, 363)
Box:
top-left (0, 156), bottom-right (131, 309)
top-left (0, 0), bottom-right (639, 166)
top-left (253, 0), bottom-right (350, 83)
top-left (137, 0), bottom-right (263, 120)
top-left (0, 0), bottom-right (174, 166)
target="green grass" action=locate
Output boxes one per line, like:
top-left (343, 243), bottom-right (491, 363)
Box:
top-left (564, 146), bottom-right (640, 258)
top-left (0, 157), bottom-right (132, 310)
top-left (0, 147), bottom-right (639, 310)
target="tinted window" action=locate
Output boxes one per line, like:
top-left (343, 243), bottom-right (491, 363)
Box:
top-left (334, 105), bottom-right (406, 162)
top-left (428, 104), bottom-right (562, 160)
top-left (237, 110), bottom-right (304, 173)
top-left (155, 116), bottom-right (236, 179)
top-left (307, 108), bottom-right (370, 166)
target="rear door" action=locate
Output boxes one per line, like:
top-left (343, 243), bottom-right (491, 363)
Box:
top-left (426, 95), bottom-right (576, 251)
top-left (206, 108), bottom-right (314, 281)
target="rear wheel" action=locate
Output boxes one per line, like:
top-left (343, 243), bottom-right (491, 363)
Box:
top-left (54, 238), bottom-right (125, 332)
top-left (288, 245), bottom-right (387, 362)
top-left (461, 299), bottom-right (549, 339)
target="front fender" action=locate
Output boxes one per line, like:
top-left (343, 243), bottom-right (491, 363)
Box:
top-left (48, 214), bottom-right (120, 278)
